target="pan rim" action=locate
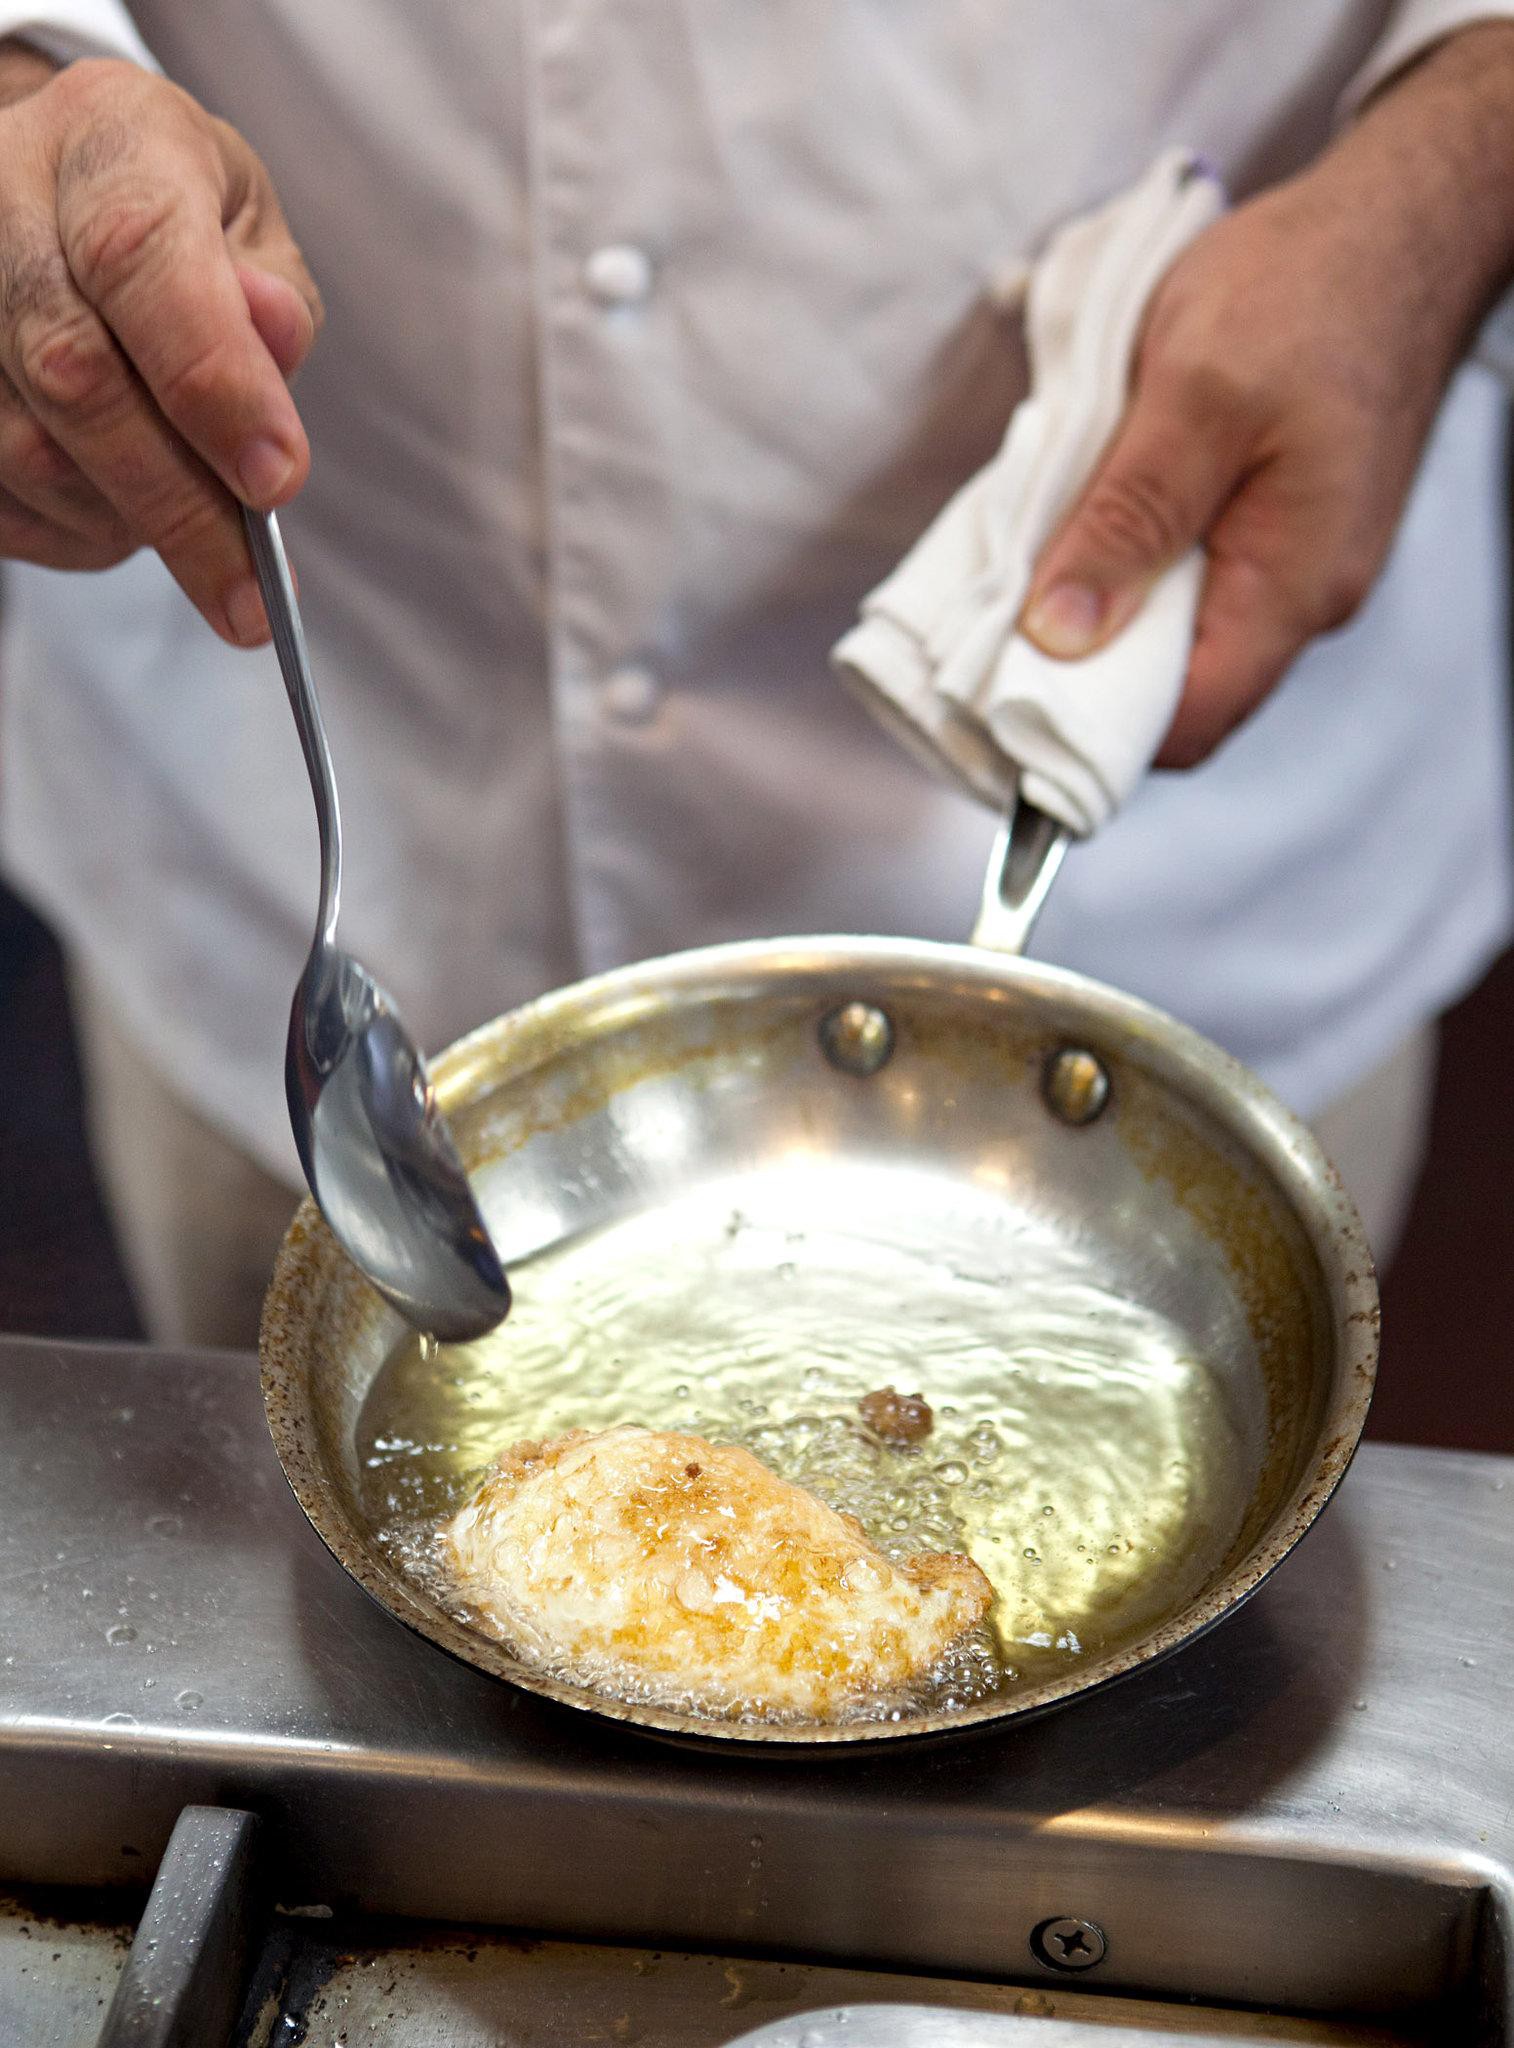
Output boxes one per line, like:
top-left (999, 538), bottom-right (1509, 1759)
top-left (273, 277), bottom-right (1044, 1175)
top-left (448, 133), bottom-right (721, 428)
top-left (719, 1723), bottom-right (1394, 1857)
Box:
top-left (260, 933), bottom-right (1378, 1746)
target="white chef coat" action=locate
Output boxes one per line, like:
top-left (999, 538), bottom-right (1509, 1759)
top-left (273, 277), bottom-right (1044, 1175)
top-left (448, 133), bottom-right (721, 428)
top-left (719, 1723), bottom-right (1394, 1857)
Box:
top-left (0, 1), bottom-right (1510, 1184)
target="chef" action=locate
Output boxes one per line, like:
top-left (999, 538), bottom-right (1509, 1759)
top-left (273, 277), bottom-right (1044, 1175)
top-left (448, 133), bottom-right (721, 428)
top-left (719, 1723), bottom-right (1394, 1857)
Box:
top-left (0, 4), bottom-right (1508, 1346)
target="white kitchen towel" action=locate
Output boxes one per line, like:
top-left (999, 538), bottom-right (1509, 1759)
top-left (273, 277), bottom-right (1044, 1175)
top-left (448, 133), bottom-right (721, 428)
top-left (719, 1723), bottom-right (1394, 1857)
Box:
top-left (832, 148), bottom-right (1224, 836)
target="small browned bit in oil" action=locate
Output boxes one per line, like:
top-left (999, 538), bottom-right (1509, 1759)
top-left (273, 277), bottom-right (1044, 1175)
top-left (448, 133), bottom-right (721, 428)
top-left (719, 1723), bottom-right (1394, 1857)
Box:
top-left (859, 1386), bottom-right (934, 1445)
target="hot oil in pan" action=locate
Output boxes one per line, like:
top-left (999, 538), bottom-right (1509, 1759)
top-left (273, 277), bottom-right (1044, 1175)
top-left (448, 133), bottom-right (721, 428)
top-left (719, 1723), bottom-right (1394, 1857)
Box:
top-left (357, 1164), bottom-right (1252, 1720)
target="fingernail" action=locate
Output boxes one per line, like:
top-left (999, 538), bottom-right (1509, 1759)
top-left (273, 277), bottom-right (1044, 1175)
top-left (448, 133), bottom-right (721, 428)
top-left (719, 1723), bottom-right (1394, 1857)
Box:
top-left (224, 575), bottom-right (268, 646)
top-left (1021, 581), bottom-right (1107, 659)
top-left (237, 434), bottom-right (295, 504)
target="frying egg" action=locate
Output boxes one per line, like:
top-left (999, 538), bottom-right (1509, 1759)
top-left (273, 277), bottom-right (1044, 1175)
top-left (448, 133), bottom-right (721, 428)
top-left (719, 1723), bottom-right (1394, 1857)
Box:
top-left (441, 1424), bottom-right (994, 1722)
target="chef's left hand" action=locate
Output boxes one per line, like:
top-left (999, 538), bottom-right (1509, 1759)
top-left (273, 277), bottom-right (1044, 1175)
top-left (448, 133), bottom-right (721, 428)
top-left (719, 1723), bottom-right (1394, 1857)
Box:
top-left (1019, 22), bottom-right (1514, 769)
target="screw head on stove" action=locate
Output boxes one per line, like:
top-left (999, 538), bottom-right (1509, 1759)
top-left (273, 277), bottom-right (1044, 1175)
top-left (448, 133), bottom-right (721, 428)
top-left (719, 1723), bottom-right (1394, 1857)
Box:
top-left (1031, 1915), bottom-right (1108, 1971)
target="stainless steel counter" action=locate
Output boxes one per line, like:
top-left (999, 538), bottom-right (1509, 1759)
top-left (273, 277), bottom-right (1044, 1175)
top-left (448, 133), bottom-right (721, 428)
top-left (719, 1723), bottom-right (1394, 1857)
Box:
top-left (1, 1337), bottom-right (1511, 2040)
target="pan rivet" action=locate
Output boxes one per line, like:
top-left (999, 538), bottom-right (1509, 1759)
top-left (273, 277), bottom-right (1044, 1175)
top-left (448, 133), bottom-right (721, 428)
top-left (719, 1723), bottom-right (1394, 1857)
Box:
top-left (1042, 1047), bottom-right (1110, 1126)
top-left (1031, 1917), bottom-right (1107, 1972)
top-left (819, 1001), bottom-right (894, 1078)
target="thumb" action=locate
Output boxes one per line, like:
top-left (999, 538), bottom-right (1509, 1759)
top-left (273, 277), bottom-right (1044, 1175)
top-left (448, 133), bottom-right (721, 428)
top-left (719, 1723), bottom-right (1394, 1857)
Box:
top-left (236, 261), bottom-right (320, 381)
top-left (1020, 379), bottom-right (1246, 660)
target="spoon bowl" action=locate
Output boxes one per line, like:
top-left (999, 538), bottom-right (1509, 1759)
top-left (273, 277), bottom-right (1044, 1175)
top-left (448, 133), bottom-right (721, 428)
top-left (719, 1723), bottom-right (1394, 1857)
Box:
top-left (286, 948), bottom-right (511, 1342)
top-left (246, 508), bottom-right (510, 1342)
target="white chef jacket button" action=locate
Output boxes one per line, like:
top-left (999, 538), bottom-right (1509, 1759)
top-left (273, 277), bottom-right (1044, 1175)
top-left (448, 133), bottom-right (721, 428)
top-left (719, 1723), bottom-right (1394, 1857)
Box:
top-left (601, 663), bottom-right (662, 724)
top-left (583, 243), bottom-right (654, 307)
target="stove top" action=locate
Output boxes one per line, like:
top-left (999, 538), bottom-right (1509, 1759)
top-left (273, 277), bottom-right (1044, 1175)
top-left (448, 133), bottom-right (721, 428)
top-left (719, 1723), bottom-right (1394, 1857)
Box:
top-left (1, 1338), bottom-right (1509, 2044)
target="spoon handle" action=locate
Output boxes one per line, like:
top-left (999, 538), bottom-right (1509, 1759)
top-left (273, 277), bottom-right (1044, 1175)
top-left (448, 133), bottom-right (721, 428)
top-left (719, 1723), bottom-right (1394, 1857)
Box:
top-left (242, 507), bottom-right (343, 948)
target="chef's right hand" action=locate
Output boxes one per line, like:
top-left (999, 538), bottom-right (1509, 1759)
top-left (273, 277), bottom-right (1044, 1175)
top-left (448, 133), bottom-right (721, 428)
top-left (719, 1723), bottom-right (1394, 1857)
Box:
top-left (0, 42), bottom-right (322, 645)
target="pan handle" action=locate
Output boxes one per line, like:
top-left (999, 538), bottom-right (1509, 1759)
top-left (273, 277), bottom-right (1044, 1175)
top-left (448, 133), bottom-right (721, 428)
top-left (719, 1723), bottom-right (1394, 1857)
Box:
top-left (969, 794), bottom-right (1070, 957)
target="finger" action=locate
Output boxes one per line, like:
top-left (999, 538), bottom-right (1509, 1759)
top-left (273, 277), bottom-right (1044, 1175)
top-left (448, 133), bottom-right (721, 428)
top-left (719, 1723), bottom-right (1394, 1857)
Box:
top-left (1155, 552), bottom-right (1301, 767)
top-left (0, 475), bottom-right (134, 569)
top-left (53, 114), bottom-right (310, 508)
top-left (0, 213), bottom-right (261, 638)
top-left (235, 261), bottom-right (317, 381)
top-left (1155, 466), bottom-right (1379, 768)
top-left (1019, 366), bottom-right (1253, 661)
top-left (0, 362), bottom-right (132, 543)
top-left (218, 117), bottom-right (324, 347)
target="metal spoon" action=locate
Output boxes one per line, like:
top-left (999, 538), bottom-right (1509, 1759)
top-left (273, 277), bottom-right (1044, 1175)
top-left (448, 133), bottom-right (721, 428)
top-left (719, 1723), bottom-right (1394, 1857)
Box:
top-left (243, 508), bottom-right (511, 1342)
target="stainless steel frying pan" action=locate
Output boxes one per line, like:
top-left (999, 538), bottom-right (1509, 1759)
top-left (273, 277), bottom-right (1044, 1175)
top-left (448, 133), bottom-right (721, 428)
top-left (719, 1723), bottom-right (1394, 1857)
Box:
top-left (261, 801), bottom-right (1377, 1746)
